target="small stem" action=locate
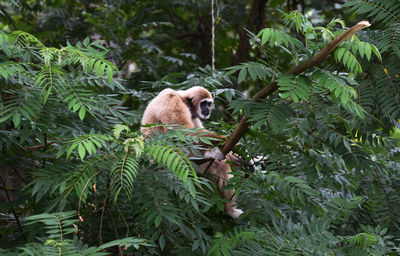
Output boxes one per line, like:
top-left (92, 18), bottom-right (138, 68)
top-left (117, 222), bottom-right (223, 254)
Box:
top-left (99, 181), bottom-right (111, 245)
top-left (211, 0), bottom-right (215, 71)
top-left (43, 133), bottom-right (47, 167)
top-left (107, 208), bottom-right (123, 256)
top-left (78, 170), bottom-right (100, 218)
top-left (0, 173), bottom-right (24, 235)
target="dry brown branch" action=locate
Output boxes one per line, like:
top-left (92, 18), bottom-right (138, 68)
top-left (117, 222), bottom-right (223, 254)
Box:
top-left (26, 141), bottom-right (56, 150)
top-left (78, 170), bottom-right (100, 218)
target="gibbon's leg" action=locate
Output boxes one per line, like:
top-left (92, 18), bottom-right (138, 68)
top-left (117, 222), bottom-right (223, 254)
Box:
top-left (201, 157), bottom-right (243, 219)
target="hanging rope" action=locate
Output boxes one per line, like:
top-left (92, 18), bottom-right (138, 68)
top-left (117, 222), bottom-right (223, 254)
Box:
top-left (211, 0), bottom-right (215, 71)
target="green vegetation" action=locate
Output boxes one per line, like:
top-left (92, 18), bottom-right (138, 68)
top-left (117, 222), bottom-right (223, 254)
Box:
top-left (1, 0), bottom-right (399, 255)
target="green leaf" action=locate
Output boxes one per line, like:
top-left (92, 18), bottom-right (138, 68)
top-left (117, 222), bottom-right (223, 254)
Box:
top-left (159, 234), bottom-right (165, 250)
top-left (68, 98), bottom-right (78, 109)
top-left (336, 48), bottom-right (345, 61)
top-left (341, 91), bottom-right (349, 104)
top-left (82, 140), bottom-right (93, 156)
top-left (0, 113), bottom-right (13, 123)
top-left (343, 139), bottom-right (351, 152)
top-left (19, 108), bottom-right (31, 120)
top-left (238, 68), bottom-right (247, 84)
top-left (79, 107), bottom-right (86, 121)
top-left (358, 42), bottom-right (365, 58)
top-left (106, 66), bottom-right (113, 83)
top-left (248, 66), bottom-right (257, 81)
top-left (72, 102), bottom-right (82, 112)
top-left (83, 37), bottom-right (90, 46)
top-left (261, 29), bottom-right (270, 45)
top-left (154, 214), bottom-right (162, 228)
top-left (94, 60), bottom-right (103, 76)
top-left (13, 113), bottom-right (20, 127)
top-left (66, 143), bottom-right (78, 159)
top-left (78, 143), bottom-right (86, 159)
top-left (370, 44), bottom-right (382, 61)
top-left (365, 44), bottom-right (371, 61)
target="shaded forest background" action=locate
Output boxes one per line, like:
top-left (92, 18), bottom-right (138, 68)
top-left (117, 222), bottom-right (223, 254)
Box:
top-left (1, 0), bottom-right (400, 255)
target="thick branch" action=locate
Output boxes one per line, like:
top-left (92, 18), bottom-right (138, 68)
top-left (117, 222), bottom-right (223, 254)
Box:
top-left (222, 20), bottom-right (371, 155)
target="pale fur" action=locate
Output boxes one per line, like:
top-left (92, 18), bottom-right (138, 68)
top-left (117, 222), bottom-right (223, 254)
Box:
top-left (141, 86), bottom-right (243, 218)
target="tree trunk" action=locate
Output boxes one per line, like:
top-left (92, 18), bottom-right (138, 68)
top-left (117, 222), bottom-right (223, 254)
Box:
top-left (232, 0), bottom-right (268, 65)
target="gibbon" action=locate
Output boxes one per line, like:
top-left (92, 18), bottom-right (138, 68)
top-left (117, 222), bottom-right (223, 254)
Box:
top-left (141, 86), bottom-right (243, 219)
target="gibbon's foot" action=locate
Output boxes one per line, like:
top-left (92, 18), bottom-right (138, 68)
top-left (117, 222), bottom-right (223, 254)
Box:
top-left (226, 208), bottom-right (243, 219)
top-left (204, 147), bottom-right (225, 160)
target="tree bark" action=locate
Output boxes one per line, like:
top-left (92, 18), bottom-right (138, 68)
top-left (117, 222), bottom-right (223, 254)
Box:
top-left (197, 13), bottom-right (212, 67)
top-left (231, 0), bottom-right (268, 65)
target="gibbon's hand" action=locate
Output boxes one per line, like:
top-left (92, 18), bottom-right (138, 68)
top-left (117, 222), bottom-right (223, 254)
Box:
top-left (204, 147), bottom-right (225, 160)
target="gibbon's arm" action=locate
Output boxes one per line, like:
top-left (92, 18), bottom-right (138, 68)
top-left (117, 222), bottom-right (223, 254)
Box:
top-left (192, 117), bottom-right (203, 128)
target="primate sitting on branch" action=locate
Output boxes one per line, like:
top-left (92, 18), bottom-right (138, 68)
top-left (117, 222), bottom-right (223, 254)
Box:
top-left (141, 86), bottom-right (243, 218)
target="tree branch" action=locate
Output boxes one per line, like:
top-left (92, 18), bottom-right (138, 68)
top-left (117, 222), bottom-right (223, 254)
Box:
top-left (222, 20), bottom-right (371, 155)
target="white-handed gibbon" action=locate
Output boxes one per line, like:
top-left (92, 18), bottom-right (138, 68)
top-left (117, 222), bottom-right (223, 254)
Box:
top-left (141, 86), bottom-right (243, 219)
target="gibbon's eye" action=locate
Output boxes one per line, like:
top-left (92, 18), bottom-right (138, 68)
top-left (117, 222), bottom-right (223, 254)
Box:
top-left (200, 100), bottom-right (209, 108)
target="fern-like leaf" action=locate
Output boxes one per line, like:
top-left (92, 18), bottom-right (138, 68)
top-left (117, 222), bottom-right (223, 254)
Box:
top-left (110, 153), bottom-right (139, 201)
top-left (147, 143), bottom-right (197, 197)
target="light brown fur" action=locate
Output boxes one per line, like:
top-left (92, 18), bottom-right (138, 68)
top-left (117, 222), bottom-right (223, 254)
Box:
top-left (141, 86), bottom-right (242, 218)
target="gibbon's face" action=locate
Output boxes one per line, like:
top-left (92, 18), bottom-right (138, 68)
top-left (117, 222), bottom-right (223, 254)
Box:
top-left (198, 98), bottom-right (214, 119)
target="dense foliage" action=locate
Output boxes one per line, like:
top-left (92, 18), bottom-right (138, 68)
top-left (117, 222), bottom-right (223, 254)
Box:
top-left (1, 0), bottom-right (399, 255)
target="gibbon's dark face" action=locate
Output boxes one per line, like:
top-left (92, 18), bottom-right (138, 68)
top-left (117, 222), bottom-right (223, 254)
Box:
top-left (198, 99), bottom-right (214, 119)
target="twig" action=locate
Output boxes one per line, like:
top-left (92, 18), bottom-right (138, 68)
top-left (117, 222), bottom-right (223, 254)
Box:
top-left (26, 141), bottom-right (56, 150)
top-left (99, 181), bottom-right (111, 245)
top-left (107, 207), bottom-right (124, 256)
top-left (116, 204), bottom-right (130, 238)
top-left (77, 170), bottom-right (100, 218)
top-left (0, 173), bottom-right (24, 236)
top-left (43, 133), bottom-right (47, 167)
top-left (211, 0), bottom-right (215, 71)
